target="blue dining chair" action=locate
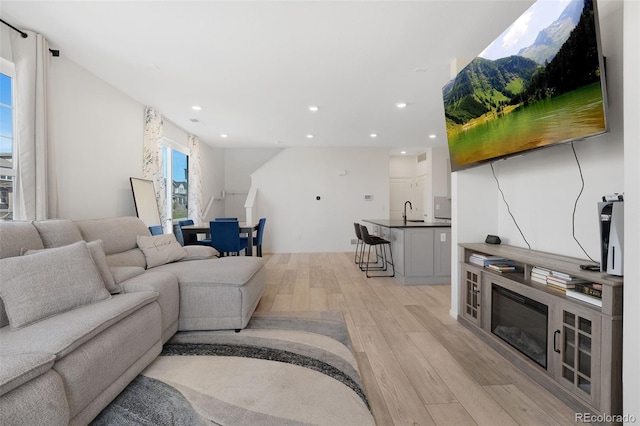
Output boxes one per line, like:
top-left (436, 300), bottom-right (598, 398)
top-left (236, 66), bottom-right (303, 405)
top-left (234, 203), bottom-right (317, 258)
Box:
top-left (179, 219), bottom-right (211, 246)
top-left (253, 218), bottom-right (267, 257)
top-left (149, 225), bottom-right (163, 235)
top-left (214, 217), bottom-right (238, 221)
top-left (210, 220), bottom-right (248, 257)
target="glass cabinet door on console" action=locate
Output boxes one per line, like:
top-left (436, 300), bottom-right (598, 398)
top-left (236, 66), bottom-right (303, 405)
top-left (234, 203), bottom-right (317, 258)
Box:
top-left (461, 264), bottom-right (482, 326)
top-left (554, 307), bottom-right (601, 407)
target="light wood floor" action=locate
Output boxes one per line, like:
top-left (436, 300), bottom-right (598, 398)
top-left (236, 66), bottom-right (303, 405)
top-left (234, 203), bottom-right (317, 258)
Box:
top-left (255, 252), bottom-right (578, 426)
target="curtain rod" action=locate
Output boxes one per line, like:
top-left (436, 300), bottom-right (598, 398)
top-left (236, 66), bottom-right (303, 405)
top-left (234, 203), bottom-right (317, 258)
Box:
top-left (0, 18), bottom-right (60, 57)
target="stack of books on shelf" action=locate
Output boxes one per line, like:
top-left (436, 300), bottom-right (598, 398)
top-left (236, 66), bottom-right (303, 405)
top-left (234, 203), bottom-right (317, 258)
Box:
top-left (468, 253), bottom-right (515, 272)
top-left (531, 268), bottom-right (604, 307)
top-left (545, 270), bottom-right (587, 292)
top-left (530, 266), bottom-right (551, 284)
top-left (566, 282), bottom-right (603, 307)
top-left (486, 263), bottom-right (516, 273)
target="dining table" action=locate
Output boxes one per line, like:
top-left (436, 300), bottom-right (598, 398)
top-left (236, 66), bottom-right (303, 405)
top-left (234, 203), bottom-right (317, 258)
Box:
top-left (181, 222), bottom-right (260, 256)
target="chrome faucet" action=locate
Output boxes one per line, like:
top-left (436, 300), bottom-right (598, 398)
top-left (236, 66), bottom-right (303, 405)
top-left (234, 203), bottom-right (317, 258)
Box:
top-left (403, 201), bottom-right (412, 222)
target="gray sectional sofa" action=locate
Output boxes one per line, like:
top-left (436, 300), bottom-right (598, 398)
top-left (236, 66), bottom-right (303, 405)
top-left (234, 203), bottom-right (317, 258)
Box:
top-left (0, 216), bottom-right (265, 425)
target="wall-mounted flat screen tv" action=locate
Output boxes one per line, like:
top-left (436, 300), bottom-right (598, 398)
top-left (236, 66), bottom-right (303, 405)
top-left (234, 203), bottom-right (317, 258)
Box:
top-left (443, 0), bottom-right (607, 172)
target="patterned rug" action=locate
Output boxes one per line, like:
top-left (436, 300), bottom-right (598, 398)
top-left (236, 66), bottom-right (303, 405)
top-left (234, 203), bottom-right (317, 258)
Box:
top-left (92, 312), bottom-right (374, 425)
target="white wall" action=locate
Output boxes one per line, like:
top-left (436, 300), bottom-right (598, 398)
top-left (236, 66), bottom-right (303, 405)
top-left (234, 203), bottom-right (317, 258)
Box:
top-left (389, 155), bottom-right (416, 178)
top-left (48, 57), bottom-right (220, 223)
top-left (49, 57), bottom-right (144, 220)
top-left (450, 166), bottom-right (500, 317)
top-left (430, 146), bottom-right (450, 199)
top-left (251, 147), bottom-right (389, 253)
top-left (425, 146), bottom-right (450, 222)
top-left (622, 0), bottom-right (640, 418)
top-left (223, 148), bottom-right (281, 220)
top-left (162, 119), bottom-right (189, 149)
top-left (200, 143), bottom-right (226, 222)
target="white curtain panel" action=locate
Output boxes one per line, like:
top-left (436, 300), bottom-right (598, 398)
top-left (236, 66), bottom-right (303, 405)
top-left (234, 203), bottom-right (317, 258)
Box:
top-left (188, 134), bottom-right (203, 224)
top-left (142, 107), bottom-right (167, 229)
top-left (11, 30), bottom-right (58, 220)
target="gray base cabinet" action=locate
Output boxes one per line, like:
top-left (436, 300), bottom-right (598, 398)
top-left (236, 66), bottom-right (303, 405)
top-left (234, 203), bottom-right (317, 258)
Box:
top-left (458, 243), bottom-right (623, 417)
top-left (377, 226), bottom-right (451, 285)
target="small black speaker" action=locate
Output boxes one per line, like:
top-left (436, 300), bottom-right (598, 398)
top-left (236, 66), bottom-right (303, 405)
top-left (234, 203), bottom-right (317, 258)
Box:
top-left (485, 235), bottom-right (501, 244)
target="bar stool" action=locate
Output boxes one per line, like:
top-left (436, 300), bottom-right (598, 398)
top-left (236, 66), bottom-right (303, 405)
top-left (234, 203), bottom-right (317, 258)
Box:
top-left (358, 224), bottom-right (395, 278)
top-left (353, 223), bottom-right (385, 271)
top-left (353, 222), bottom-right (365, 266)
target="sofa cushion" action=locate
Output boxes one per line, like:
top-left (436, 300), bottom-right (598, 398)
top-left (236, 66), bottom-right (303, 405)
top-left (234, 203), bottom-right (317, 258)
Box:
top-left (75, 217), bottom-right (150, 256)
top-left (0, 353), bottom-right (56, 397)
top-left (0, 221), bottom-right (44, 260)
top-left (0, 369), bottom-right (69, 426)
top-left (153, 256), bottom-right (264, 286)
top-left (181, 245), bottom-right (218, 261)
top-left (120, 271), bottom-right (180, 342)
top-left (137, 234), bottom-right (187, 268)
top-left (0, 241), bottom-right (111, 329)
top-left (32, 219), bottom-right (83, 248)
top-left (25, 240), bottom-right (120, 295)
top-left (0, 291), bottom-right (158, 359)
top-left (105, 248), bottom-right (148, 269)
top-left (110, 266), bottom-right (146, 285)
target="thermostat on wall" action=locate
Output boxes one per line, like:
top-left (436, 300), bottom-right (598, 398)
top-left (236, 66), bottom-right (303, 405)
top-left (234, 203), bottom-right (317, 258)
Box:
top-left (364, 194), bottom-right (373, 201)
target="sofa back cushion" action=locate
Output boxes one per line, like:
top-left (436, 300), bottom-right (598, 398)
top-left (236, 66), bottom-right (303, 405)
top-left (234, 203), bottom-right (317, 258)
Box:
top-left (0, 221), bottom-right (44, 259)
top-left (0, 241), bottom-right (111, 329)
top-left (0, 222), bottom-right (45, 329)
top-left (75, 217), bottom-right (151, 268)
top-left (32, 219), bottom-right (84, 248)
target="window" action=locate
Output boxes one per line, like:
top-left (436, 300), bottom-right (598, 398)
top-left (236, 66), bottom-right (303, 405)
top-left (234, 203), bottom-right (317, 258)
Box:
top-left (0, 58), bottom-right (16, 220)
top-left (162, 142), bottom-right (189, 224)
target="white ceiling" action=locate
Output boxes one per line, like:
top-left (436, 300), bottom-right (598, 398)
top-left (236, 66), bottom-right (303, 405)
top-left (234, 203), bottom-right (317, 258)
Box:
top-left (1, 0), bottom-right (535, 154)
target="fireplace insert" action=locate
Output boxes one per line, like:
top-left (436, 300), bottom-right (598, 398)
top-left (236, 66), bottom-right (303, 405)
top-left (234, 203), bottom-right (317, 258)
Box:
top-left (491, 285), bottom-right (548, 369)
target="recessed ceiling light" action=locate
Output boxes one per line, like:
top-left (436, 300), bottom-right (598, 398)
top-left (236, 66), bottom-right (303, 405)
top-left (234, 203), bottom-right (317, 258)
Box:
top-left (220, 134), bottom-right (228, 138)
top-left (396, 102), bottom-right (407, 109)
top-left (370, 133), bottom-right (378, 138)
top-left (189, 118), bottom-right (200, 123)
top-left (429, 134), bottom-right (437, 139)
top-left (308, 105), bottom-right (319, 112)
top-left (306, 134), bottom-right (314, 139)
top-left (191, 105), bottom-right (202, 111)
top-left (401, 151), bottom-right (407, 154)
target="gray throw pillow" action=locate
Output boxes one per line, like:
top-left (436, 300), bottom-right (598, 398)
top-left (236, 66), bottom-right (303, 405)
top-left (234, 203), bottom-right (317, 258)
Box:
top-left (136, 234), bottom-right (187, 269)
top-left (25, 240), bottom-right (120, 294)
top-left (0, 241), bottom-right (111, 329)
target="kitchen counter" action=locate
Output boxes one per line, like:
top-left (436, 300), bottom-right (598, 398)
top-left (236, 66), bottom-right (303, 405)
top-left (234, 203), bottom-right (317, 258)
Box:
top-left (362, 219), bottom-right (451, 229)
top-left (361, 219), bottom-right (451, 285)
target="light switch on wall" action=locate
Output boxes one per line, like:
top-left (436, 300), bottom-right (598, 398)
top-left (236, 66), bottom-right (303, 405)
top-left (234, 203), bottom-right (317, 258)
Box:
top-left (440, 232), bottom-right (447, 242)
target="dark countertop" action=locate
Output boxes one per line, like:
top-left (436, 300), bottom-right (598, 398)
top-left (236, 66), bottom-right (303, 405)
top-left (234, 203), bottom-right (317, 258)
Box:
top-left (362, 219), bottom-right (451, 229)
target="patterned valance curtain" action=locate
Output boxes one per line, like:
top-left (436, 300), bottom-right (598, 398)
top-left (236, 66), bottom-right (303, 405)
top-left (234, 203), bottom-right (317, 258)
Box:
top-left (188, 134), bottom-right (203, 224)
top-left (142, 107), bottom-right (167, 229)
top-left (11, 30), bottom-right (58, 220)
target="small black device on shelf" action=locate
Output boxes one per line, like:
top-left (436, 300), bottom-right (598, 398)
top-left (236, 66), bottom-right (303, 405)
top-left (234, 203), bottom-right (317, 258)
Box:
top-left (485, 235), bottom-right (501, 245)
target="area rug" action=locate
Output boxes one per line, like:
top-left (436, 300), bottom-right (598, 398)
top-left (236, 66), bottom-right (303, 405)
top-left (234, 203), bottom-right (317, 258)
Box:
top-left (92, 311), bottom-right (374, 425)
